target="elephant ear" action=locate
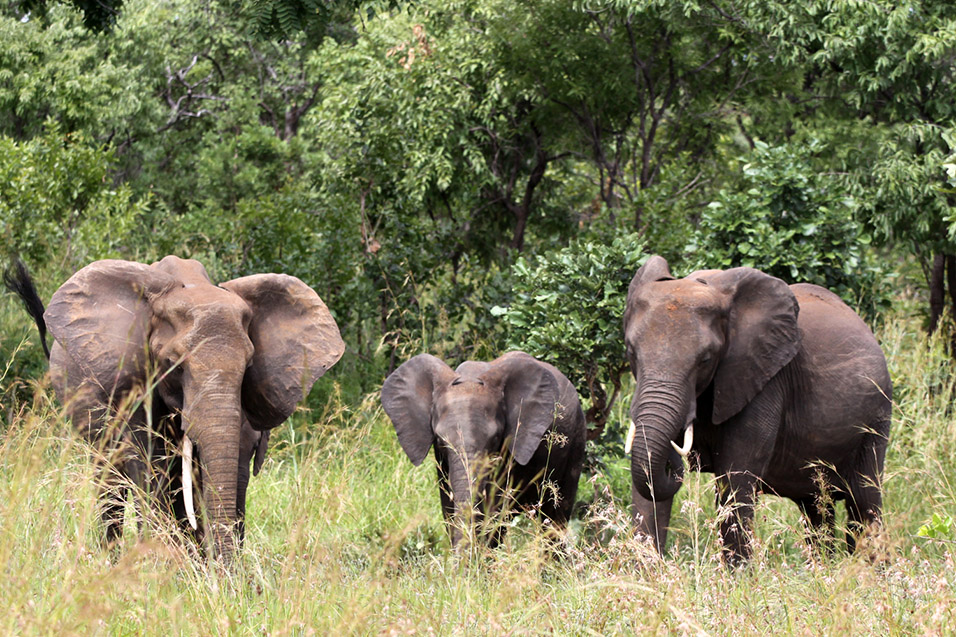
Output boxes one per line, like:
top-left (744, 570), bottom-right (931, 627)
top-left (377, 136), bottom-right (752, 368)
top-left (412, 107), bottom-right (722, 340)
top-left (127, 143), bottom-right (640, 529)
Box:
top-left (484, 351), bottom-right (559, 466)
top-left (381, 354), bottom-right (456, 466)
top-left (221, 274), bottom-right (345, 431)
top-left (702, 267), bottom-right (800, 424)
top-left (44, 260), bottom-right (177, 396)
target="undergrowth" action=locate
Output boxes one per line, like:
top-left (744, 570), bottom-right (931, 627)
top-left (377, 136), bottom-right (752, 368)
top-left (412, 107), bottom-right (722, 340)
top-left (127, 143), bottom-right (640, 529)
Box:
top-left (0, 313), bottom-right (954, 634)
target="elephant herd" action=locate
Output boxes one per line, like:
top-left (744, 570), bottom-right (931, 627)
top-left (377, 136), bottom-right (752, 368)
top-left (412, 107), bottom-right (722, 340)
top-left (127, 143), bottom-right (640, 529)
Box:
top-left (4, 254), bottom-right (892, 567)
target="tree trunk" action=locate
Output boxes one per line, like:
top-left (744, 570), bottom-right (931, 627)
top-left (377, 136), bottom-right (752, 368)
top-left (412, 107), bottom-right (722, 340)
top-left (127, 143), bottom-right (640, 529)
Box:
top-left (930, 253), bottom-right (945, 333)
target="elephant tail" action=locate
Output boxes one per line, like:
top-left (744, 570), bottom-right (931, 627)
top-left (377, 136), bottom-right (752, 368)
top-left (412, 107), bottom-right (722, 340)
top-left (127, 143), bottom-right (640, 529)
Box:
top-left (3, 258), bottom-right (50, 359)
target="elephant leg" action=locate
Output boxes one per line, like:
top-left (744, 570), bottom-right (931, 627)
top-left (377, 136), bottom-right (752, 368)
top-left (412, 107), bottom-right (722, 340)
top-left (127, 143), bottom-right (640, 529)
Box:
top-left (435, 452), bottom-right (458, 544)
top-left (236, 459), bottom-right (251, 547)
top-left (845, 432), bottom-right (887, 554)
top-left (96, 423), bottom-right (150, 546)
top-left (796, 495), bottom-right (836, 557)
top-left (631, 483), bottom-right (672, 554)
top-left (536, 466), bottom-right (577, 531)
top-left (99, 476), bottom-right (127, 547)
top-left (556, 458), bottom-right (582, 525)
top-left (716, 471), bottom-right (758, 566)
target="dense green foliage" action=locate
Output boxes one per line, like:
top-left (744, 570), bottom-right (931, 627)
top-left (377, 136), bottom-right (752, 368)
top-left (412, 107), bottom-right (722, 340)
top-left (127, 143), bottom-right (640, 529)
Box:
top-left (494, 234), bottom-right (646, 431)
top-left (689, 141), bottom-right (889, 315)
top-left (0, 123), bottom-right (152, 270)
top-left (7, 0), bottom-right (954, 396)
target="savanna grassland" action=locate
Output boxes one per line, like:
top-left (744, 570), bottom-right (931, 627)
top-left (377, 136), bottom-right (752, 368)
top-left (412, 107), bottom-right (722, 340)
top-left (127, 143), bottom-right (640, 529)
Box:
top-left (1, 309), bottom-right (954, 636)
top-left (4, 0), bottom-right (956, 634)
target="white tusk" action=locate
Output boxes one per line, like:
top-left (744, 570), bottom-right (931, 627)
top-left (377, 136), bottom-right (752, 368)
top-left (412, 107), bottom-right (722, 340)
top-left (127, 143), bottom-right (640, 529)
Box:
top-left (183, 435), bottom-right (198, 531)
top-left (670, 423), bottom-right (694, 458)
top-left (624, 420), bottom-right (637, 455)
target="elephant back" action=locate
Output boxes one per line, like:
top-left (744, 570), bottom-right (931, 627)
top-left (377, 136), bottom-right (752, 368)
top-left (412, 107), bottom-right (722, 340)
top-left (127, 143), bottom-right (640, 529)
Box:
top-left (790, 283), bottom-right (892, 409)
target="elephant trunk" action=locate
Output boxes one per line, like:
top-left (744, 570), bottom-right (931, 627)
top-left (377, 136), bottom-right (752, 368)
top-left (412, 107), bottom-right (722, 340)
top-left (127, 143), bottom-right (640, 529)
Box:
top-left (185, 398), bottom-right (242, 564)
top-left (446, 450), bottom-right (492, 549)
top-left (630, 378), bottom-right (691, 502)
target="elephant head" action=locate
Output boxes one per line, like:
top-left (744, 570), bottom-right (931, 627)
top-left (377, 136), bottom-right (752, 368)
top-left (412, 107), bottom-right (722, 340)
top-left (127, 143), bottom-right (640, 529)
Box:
top-left (44, 256), bottom-right (345, 561)
top-left (623, 255), bottom-right (799, 502)
top-left (381, 351), bottom-right (559, 546)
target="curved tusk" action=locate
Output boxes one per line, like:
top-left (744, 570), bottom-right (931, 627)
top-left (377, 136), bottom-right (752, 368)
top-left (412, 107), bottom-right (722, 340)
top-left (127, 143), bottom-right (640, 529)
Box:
top-left (624, 420), bottom-right (637, 455)
top-left (670, 423), bottom-right (694, 458)
top-left (182, 435), bottom-right (198, 531)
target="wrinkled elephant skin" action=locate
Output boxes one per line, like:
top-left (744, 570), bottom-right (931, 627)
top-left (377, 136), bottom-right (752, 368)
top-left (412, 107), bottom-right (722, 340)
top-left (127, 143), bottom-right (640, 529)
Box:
top-left (624, 256), bottom-right (891, 564)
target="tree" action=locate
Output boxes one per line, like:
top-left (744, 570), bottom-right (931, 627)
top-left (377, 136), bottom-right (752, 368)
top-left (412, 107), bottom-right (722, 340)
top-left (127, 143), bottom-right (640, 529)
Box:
top-left (688, 140), bottom-right (889, 316)
top-left (9, 0), bottom-right (393, 39)
top-left (742, 0), bottom-right (956, 330)
top-left (493, 233), bottom-right (647, 438)
top-left (0, 122), bottom-right (153, 270)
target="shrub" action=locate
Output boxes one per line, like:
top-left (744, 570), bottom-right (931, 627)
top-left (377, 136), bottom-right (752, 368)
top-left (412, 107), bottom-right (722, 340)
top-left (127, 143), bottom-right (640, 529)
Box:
top-left (687, 140), bottom-right (890, 317)
top-left (492, 232), bottom-right (647, 439)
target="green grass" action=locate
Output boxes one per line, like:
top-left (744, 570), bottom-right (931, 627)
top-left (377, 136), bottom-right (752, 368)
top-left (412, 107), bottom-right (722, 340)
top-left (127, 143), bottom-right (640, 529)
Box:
top-left (1, 313), bottom-right (955, 635)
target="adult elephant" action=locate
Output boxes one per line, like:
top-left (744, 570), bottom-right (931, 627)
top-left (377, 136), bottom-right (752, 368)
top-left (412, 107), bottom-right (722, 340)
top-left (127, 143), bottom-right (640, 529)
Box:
top-left (381, 351), bottom-right (586, 548)
top-left (5, 256), bottom-right (344, 563)
top-left (623, 256), bottom-right (891, 564)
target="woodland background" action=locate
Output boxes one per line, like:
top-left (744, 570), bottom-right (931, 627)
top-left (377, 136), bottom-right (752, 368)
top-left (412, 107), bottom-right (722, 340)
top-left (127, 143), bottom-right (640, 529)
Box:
top-left (1, 1), bottom-right (956, 633)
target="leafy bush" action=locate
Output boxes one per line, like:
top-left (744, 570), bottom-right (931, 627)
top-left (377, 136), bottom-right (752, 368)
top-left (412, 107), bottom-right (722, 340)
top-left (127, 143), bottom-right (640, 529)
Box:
top-left (0, 122), bottom-right (154, 271)
top-left (687, 140), bottom-right (890, 316)
top-left (492, 233), bottom-right (647, 437)
top-left (917, 512), bottom-right (955, 540)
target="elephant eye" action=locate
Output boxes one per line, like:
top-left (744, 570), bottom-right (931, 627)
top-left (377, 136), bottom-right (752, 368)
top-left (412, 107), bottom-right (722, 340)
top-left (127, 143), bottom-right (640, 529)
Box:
top-left (700, 354), bottom-right (713, 366)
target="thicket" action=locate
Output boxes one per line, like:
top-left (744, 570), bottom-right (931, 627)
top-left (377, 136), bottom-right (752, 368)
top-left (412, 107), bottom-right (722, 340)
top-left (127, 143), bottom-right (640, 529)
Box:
top-left (1, 0), bottom-right (955, 431)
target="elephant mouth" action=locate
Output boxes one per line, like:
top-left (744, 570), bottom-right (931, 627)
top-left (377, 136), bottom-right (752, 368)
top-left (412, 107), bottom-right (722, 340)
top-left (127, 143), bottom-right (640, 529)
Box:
top-left (625, 420), bottom-right (694, 459)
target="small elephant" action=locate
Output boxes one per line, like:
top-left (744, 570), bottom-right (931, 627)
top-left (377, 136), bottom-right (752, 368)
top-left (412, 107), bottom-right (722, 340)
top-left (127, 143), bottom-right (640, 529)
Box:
top-left (623, 256), bottom-right (891, 563)
top-left (5, 257), bottom-right (344, 562)
top-left (381, 351), bottom-right (586, 547)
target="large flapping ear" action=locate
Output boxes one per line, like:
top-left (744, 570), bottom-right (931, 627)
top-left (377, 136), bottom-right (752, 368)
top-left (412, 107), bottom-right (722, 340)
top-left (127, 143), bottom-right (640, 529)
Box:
top-left (381, 354), bottom-right (456, 466)
top-left (221, 274), bottom-right (345, 431)
top-left (44, 260), bottom-right (177, 396)
top-left (483, 351), bottom-right (559, 466)
top-left (697, 267), bottom-right (800, 424)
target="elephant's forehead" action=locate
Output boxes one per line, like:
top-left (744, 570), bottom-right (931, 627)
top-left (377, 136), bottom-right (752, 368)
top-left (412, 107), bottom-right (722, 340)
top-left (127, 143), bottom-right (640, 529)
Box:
top-left (438, 383), bottom-right (497, 410)
top-left (455, 360), bottom-right (490, 379)
top-left (160, 284), bottom-right (251, 323)
top-left (648, 280), bottom-right (720, 310)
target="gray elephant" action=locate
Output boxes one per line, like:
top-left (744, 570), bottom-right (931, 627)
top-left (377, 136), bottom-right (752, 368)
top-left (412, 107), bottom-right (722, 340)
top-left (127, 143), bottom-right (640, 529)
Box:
top-left (5, 256), bottom-right (344, 562)
top-left (381, 351), bottom-right (586, 547)
top-left (623, 256), bottom-right (891, 563)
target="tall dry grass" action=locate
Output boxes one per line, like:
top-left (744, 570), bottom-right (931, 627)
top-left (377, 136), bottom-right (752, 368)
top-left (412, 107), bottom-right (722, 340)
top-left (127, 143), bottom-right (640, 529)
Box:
top-left (0, 312), bottom-right (954, 634)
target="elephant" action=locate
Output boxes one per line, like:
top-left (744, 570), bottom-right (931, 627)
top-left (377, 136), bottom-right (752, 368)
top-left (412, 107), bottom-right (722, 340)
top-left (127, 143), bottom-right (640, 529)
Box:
top-left (4, 256), bottom-right (344, 562)
top-left (381, 351), bottom-right (586, 548)
top-left (623, 256), bottom-right (891, 564)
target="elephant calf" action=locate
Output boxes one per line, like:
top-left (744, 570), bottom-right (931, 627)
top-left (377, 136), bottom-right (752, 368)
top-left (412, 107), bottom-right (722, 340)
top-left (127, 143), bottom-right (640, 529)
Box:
top-left (624, 256), bottom-right (892, 564)
top-left (381, 351), bottom-right (586, 548)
